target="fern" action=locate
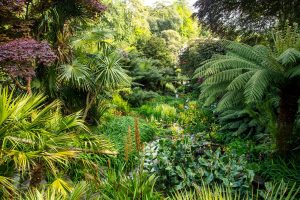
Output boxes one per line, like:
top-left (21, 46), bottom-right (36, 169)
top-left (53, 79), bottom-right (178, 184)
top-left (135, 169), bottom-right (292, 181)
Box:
top-left (194, 40), bottom-right (300, 111)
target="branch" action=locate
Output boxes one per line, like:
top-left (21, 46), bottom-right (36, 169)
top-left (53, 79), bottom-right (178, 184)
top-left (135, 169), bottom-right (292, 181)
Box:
top-left (11, 77), bottom-right (27, 91)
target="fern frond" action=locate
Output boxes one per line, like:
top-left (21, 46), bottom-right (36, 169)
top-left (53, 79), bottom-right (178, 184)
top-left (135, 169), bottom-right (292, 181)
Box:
top-left (286, 64), bottom-right (300, 78)
top-left (205, 69), bottom-right (244, 84)
top-left (227, 71), bottom-right (255, 90)
top-left (277, 48), bottom-right (300, 66)
top-left (225, 41), bottom-right (263, 64)
top-left (244, 70), bottom-right (271, 103)
top-left (217, 90), bottom-right (244, 111)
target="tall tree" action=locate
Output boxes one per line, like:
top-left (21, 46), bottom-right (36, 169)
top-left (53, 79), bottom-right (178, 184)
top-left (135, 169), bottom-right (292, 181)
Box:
top-left (193, 0), bottom-right (300, 39)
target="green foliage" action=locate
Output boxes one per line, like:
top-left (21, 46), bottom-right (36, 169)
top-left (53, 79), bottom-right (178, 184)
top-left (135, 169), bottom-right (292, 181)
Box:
top-left (273, 22), bottom-right (300, 54)
top-left (168, 184), bottom-right (241, 200)
top-left (137, 36), bottom-right (174, 68)
top-left (168, 181), bottom-right (300, 200)
top-left (143, 136), bottom-right (254, 191)
top-left (124, 88), bottom-right (159, 107)
top-left (111, 93), bottom-right (130, 114)
top-left (260, 158), bottom-right (300, 188)
top-left (194, 38), bottom-right (300, 154)
top-left (0, 87), bottom-right (116, 196)
top-left (99, 168), bottom-right (162, 200)
top-left (154, 104), bottom-right (177, 122)
top-left (98, 116), bottom-right (157, 152)
top-left (180, 39), bottom-right (225, 77)
top-left (123, 51), bottom-right (176, 91)
top-left (59, 43), bottom-right (131, 120)
top-left (21, 181), bottom-right (87, 200)
top-left (219, 108), bottom-right (269, 139)
top-left (178, 101), bottom-right (215, 134)
top-left (138, 103), bottom-right (177, 123)
top-left (148, 1), bottom-right (199, 40)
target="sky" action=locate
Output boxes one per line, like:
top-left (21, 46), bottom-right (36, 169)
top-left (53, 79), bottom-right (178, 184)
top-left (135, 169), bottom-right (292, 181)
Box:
top-left (143, 0), bottom-right (197, 9)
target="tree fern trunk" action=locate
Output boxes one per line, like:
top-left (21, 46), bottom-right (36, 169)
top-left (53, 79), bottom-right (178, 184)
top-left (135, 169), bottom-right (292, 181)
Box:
top-left (277, 84), bottom-right (300, 156)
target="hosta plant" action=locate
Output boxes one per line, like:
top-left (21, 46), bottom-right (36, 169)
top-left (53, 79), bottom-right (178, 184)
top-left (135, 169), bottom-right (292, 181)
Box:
top-left (143, 136), bottom-right (254, 192)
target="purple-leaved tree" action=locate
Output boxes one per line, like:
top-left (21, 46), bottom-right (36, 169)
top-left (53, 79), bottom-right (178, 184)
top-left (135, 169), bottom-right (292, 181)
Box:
top-left (0, 38), bottom-right (57, 94)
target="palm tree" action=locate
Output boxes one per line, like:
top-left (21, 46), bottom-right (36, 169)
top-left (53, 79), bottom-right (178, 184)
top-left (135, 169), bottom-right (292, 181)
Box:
top-left (194, 28), bottom-right (300, 156)
top-left (0, 87), bottom-right (116, 196)
top-left (59, 44), bottom-right (131, 121)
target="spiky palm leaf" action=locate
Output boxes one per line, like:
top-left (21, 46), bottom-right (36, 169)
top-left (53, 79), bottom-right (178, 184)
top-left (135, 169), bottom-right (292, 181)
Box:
top-left (0, 87), bottom-right (116, 195)
top-left (92, 52), bottom-right (131, 90)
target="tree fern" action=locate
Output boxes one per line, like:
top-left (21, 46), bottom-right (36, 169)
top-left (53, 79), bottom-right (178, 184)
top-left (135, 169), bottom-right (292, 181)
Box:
top-left (194, 33), bottom-right (300, 154)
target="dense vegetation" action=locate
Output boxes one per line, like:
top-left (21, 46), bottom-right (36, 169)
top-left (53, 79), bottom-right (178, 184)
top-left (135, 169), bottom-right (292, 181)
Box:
top-left (0, 0), bottom-right (299, 199)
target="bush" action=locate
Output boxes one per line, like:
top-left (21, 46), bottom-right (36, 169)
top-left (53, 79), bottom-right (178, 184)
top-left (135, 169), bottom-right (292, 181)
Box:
top-left (124, 88), bottom-right (159, 107)
top-left (99, 168), bottom-right (163, 200)
top-left (111, 93), bottom-right (130, 114)
top-left (138, 103), bottom-right (177, 123)
top-left (154, 104), bottom-right (177, 122)
top-left (178, 101), bottom-right (215, 134)
top-left (143, 136), bottom-right (254, 191)
top-left (179, 39), bottom-right (225, 77)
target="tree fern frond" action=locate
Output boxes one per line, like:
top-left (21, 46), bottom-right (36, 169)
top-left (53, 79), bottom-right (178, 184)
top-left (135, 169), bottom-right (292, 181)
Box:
top-left (205, 69), bottom-right (244, 84)
top-left (244, 70), bottom-right (271, 103)
top-left (227, 71), bottom-right (255, 91)
top-left (286, 64), bottom-right (300, 78)
top-left (198, 57), bottom-right (259, 78)
top-left (217, 90), bottom-right (244, 111)
top-left (253, 45), bottom-right (273, 56)
top-left (225, 41), bottom-right (263, 64)
top-left (200, 82), bottom-right (229, 106)
top-left (277, 48), bottom-right (300, 66)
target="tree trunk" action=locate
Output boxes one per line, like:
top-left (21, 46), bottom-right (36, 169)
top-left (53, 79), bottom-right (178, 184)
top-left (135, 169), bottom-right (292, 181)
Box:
top-left (30, 162), bottom-right (43, 187)
top-left (82, 91), bottom-right (96, 121)
top-left (26, 77), bottom-right (32, 95)
top-left (277, 84), bottom-right (300, 156)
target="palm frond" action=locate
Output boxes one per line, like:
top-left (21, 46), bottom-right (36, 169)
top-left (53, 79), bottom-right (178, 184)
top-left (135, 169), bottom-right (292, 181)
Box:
top-left (50, 178), bottom-right (73, 197)
top-left (59, 60), bottom-right (93, 91)
top-left (94, 52), bottom-right (131, 89)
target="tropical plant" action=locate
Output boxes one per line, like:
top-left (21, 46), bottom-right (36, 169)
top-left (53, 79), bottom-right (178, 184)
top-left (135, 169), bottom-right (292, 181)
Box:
top-left (98, 166), bottom-right (162, 200)
top-left (218, 107), bottom-right (271, 139)
top-left (179, 39), bottom-right (225, 77)
top-left (194, 27), bottom-right (300, 155)
top-left (124, 87), bottom-right (158, 107)
top-left (59, 44), bottom-right (131, 120)
top-left (168, 181), bottom-right (300, 200)
top-left (0, 87), bottom-right (116, 196)
top-left (21, 181), bottom-right (88, 200)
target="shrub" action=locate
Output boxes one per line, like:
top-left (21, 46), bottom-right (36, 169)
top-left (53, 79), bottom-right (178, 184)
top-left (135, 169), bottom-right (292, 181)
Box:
top-left (178, 101), bottom-right (215, 134)
top-left (154, 104), bottom-right (177, 122)
top-left (179, 39), bottom-right (225, 77)
top-left (99, 169), bottom-right (163, 200)
top-left (111, 93), bottom-right (130, 114)
top-left (143, 136), bottom-right (254, 191)
top-left (125, 88), bottom-right (159, 107)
